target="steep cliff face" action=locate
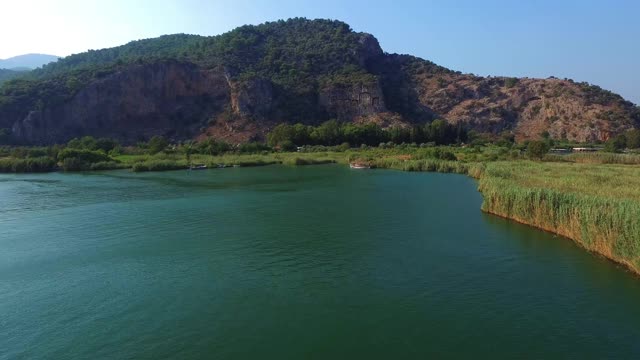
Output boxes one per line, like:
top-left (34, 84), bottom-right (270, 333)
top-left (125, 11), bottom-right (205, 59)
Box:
top-left (229, 77), bottom-right (274, 118)
top-left (319, 80), bottom-right (386, 121)
top-left (10, 62), bottom-right (230, 144)
top-left (6, 62), bottom-right (391, 144)
top-left (355, 33), bottom-right (384, 68)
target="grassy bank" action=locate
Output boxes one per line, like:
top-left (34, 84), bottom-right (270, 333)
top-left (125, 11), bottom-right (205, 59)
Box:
top-left (114, 152), bottom-right (341, 171)
top-left (545, 152), bottom-right (640, 165)
top-left (364, 153), bottom-right (640, 274)
top-left (475, 161), bottom-right (640, 274)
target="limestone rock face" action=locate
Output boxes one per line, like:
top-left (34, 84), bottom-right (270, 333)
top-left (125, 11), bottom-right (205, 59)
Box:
top-left (230, 78), bottom-right (273, 118)
top-left (320, 81), bottom-right (386, 121)
top-left (356, 33), bottom-right (383, 67)
top-left (427, 77), bottom-right (636, 142)
top-left (11, 61), bottom-right (230, 144)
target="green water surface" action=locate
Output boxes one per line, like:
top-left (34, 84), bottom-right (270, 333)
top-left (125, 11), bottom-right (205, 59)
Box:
top-left (1, 165), bottom-right (639, 359)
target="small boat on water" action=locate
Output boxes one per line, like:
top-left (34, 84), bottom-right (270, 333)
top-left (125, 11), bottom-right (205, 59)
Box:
top-left (350, 162), bottom-right (370, 169)
top-left (189, 164), bottom-right (208, 170)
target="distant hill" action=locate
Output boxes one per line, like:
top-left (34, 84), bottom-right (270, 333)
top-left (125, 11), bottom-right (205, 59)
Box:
top-left (0, 68), bottom-right (28, 85)
top-left (0, 54), bottom-right (59, 70)
top-left (0, 19), bottom-right (637, 145)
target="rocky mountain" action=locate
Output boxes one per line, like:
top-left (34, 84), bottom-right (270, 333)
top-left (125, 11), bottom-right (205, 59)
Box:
top-left (0, 19), bottom-right (637, 145)
top-left (0, 54), bottom-right (59, 70)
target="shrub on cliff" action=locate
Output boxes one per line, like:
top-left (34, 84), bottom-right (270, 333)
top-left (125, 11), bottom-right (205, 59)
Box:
top-left (504, 77), bottom-right (519, 88)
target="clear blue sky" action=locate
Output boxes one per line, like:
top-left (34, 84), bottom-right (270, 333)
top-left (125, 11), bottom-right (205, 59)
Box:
top-left (3, 0), bottom-right (639, 104)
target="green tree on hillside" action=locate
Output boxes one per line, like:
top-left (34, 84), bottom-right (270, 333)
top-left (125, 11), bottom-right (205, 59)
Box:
top-left (196, 138), bottom-right (231, 155)
top-left (312, 120), bottom-right (342, 145)
top-left (291, 124), bottom-right (312, 145)
top-left (267, 124), bottom-right (296, 147)
top-left (504, 77), bottom-right (519, 88)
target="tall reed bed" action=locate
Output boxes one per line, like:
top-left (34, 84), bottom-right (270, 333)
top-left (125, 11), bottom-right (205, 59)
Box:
top-left (282, 158), bottom-right (336, 166)
top-left (567, 152), bottom-right (640, 165)
top-left (370, 157), bottom-right (470, 174)
top-left (0, 157), bottom-right (57, 173)
top-left (478, 161), bottom-right (640, 274)
top-left (545, 152), bottom-right (640, 165)
top-left (200, 152), bottom-right (345, 168)
top-left (131, 160), bottom-right (188, 172)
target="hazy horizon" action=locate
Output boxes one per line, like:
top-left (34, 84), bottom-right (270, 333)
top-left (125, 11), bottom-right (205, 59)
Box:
top-left (2, 0), bottom-right (638, 104)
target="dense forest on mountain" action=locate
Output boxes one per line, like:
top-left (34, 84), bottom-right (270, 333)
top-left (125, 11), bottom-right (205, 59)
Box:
top-left (1, 20), bottom-right (371, 103)
top-left (0, 69), bottom-right (27, 85)
top-left (0, 18), bottom-right (637, 145)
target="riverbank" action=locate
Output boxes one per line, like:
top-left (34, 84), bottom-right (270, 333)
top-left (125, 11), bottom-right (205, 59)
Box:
top-left (476, 162), bottom-right (640, 275)
top-left (366, 154), bottom-right (640, 275)
top-left (2, 146), bottom-right (639, 275)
